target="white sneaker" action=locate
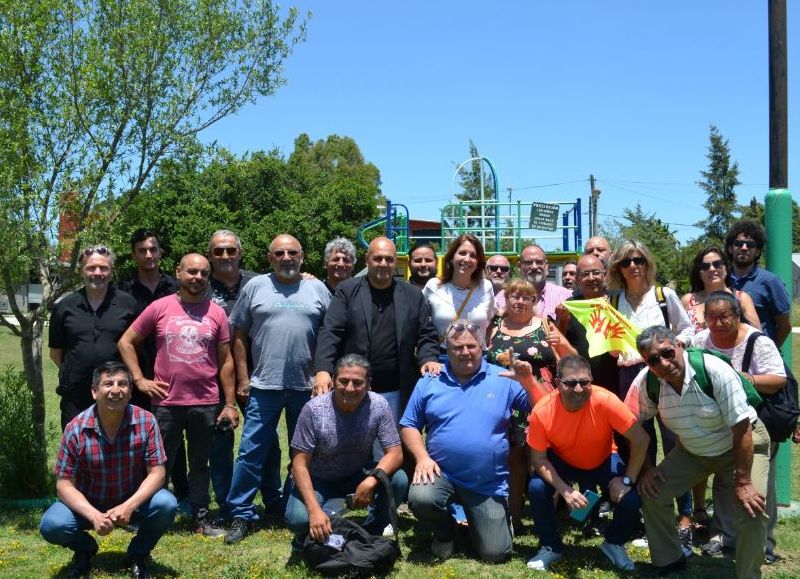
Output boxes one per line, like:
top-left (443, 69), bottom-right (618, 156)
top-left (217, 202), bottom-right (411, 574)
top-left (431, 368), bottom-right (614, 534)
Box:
top-left (431, 537), bottom-right (454, 560)
top-left (526, 546), bottom-right (563, 571)
top-left (600, 541), bottom-right (635, 571)
top-left (382, 523), bottom-right (394, 538)
top-left (631, 537), bottom-right (649, 548)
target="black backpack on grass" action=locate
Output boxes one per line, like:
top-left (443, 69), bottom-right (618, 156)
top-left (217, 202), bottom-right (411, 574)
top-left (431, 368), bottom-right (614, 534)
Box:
top-left (300, 469), bottom-right (401, 577)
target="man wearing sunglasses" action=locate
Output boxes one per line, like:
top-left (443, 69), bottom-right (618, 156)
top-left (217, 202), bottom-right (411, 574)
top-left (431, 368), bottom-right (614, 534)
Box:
top-left (485, 255), bottom-right (512, 296)
top-left (224, 234), bottom-right (331, 544)
top-left (399, 320), bottom-right (543, 563)
top-left (50, 245), bottom-right (140, 429)
top-left (626, 326), bottom-right (769, 578)
top-left (526, 355), bottom-right (649, 572)
top-left (724, 220), bottom-right (791, 348)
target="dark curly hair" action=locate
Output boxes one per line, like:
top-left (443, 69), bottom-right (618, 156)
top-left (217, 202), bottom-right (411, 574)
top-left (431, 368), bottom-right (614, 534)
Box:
top-left (724, 219), bottom-right (764, 261)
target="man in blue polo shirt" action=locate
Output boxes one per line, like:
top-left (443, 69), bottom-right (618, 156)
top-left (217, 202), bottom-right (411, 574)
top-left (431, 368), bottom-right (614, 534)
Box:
top-left (399, 319), bottom-right (542, 563)
top-left (725, 219), bottom-right (791, 348)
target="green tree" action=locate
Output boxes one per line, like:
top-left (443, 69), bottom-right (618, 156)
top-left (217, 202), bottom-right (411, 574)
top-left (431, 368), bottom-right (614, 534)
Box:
top-left (739, 196), bottom-right (800, 253)
top-left (0, 0), bottom-right (306, 492)
top-left (695, 125), bottom-right (741, 245)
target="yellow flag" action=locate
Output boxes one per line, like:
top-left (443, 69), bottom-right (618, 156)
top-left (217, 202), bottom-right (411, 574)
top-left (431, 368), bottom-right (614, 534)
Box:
top-left (561, 298), bottom-right (641, 357)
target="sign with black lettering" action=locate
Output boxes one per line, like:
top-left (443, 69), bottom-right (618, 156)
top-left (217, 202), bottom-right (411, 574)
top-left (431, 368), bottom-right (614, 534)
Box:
top-left (529, 202), bottom-right (560, 231)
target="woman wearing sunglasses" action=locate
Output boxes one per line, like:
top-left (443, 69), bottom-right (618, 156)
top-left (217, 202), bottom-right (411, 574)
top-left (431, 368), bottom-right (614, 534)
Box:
top-left (681, 246), bottom-right (760, 332)
top-left (608, 240), bottom-right (696, 554)
top-left (485, 278), bottom-right (575, 534)
top-left (423, 234), bottom-right (495, 349)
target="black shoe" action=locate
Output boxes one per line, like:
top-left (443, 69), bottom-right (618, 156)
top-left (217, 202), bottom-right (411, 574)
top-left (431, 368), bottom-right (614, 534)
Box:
top-left (193, 515), bottom-right (226, 538)
top-left (66, 542), bottom-right (98, 578)
top-left (224, 517), bottom-right (250, 544)
top-left (765, 551), bottom-right (783, 565)
top-left (128, 557), bottom-right (151, 579)
top-left (640, 556), bottom-right (687, 577)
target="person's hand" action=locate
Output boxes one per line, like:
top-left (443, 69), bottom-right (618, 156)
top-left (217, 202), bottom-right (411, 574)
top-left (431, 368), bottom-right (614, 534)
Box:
top-left (498, 348), bottom-right (534, 381)
top-left (105, 503), bottom-right (135, 528)
top-left (412, 456), bottom-right (441, 485)
top-left (235, 380), bottom-right (250, 405)
top-left (545, 328), bottom-right (561, 350)
top-left (301, 272), bottom-right (317, 280)
top-left (608, 476), bottom-right (632, 504)
top-left (561, 487), bottom-right (589, 511)
top-left (136, 378), bottom-right (169, 399)
top-left (308, 508), bottom-right (332, 543)
top-left (792, 423), bottom-right (800, 444)
top-left (637, 466), bottom-right (666, 499)
top-left (735, 482), bottom-right (766, 518)
top-left (554, 303), bottom-right (569, 325)
top-left (217, 405), bottom-right (239, 429)
top-left (352, 476), bottom-right (379, 508)
top-left (313, 371), bottom-right (333, 397)
top-left (90, 510), bottom-right (115, 536)
top-left (420, 361), bottom-right (441, 376)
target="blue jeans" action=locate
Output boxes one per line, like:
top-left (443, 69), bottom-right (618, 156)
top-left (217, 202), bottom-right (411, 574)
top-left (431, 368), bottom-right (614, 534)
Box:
top-left (210, 421), bottom-right (282, 517)
top-left (226, 388), bottom-right (309, 521)
top-left (39, 489), bottom-right (177, 557)
top-left (528, 452), bottom-right (641, 552)
top-left (285, 468), bottom-right (408, 540)
top-left (408, 474), bottom-right (512, 563)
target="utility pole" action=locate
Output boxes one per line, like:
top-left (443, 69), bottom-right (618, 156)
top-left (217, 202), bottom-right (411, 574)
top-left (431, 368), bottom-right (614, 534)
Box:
top-left (588, 174), bottom-right (601, 237)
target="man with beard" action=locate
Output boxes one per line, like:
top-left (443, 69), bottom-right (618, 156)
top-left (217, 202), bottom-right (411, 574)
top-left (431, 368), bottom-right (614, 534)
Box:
top-left (314, 237), bottom-right (440, 422)
top-left (526, 356), bottom-right (648, 572)
top-left (118, 253), bottom-right (237, 538)
top-left (561, 260), bottom-right (577, 291)
top-left (519, 244), bottom-right (572, 320)
top-left (49, 245), bottom-right (139, 429)
top-left (725, 220), bottom-right (791, 348)
top-left (322, 237), bottom-right (356, 294)
top-left (407, 242), bottom-right (438, 289)
top-left (583, 236), bottom-right (613, 266)
top-left (224, 234), bottom-right (331, 544)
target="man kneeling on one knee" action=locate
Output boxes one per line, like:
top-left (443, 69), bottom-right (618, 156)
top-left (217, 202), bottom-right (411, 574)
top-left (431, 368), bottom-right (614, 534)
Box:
top-left (285, 354), bottom-right (408, 546)
top-left (527, 355), bottom-right (649, 572)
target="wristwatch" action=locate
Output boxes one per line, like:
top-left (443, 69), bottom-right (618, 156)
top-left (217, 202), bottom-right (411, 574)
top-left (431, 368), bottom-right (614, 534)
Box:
top-left (622, 476), bottom-right (634, 487)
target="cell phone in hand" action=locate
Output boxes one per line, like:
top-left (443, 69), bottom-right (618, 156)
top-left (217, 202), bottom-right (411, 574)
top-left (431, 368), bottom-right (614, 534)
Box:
top-left (569, 489), bottom-right (600, 522)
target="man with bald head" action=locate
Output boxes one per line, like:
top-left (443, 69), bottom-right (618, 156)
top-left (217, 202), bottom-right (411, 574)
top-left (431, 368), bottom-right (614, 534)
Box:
top-left (223, 234), bottom-right (331, 544)
top-left (314, 236), bottom-right (440, 423)
top-left (119, 253), bottom-right (237, 538)
top-left (519, 244), bottom-right (572, 320)
top-left (583, 236), bottom-right (613, 266)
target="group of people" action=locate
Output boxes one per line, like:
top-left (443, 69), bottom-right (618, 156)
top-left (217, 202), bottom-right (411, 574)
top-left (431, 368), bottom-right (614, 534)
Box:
top-left (39, 218), bottom-right (793, 579)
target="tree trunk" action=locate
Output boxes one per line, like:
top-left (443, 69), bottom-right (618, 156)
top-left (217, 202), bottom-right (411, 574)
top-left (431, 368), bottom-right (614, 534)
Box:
top-left (20, 314), bottom-right (47, 456)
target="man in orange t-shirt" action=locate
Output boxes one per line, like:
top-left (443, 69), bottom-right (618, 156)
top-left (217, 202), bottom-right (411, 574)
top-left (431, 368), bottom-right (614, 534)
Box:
top-left (525, 355), bottom-right (650, 573)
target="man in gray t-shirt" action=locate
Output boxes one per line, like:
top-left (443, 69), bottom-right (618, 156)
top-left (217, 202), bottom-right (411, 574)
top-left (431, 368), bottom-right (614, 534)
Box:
top-left (285, 354), bottom-right (409, 546)
top-left (224, 234), bottom-right (331, 544)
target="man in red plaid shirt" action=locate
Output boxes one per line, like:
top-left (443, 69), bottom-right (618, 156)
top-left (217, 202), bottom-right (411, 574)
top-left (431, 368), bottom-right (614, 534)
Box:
top-left (40, 361), bottom-right (177, 579)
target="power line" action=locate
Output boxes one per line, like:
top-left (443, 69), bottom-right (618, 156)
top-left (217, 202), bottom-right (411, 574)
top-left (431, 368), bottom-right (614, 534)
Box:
top-left (508, 179), bottom-right (587, 191)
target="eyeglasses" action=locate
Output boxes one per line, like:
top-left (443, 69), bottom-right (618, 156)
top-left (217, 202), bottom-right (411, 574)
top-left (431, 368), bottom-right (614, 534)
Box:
top-left (507, 293), bottom-right (535, 303)
top-left (699, 260), bottom-right (725, 271)
top-left (272, 249), bottom-right (301, 258)
top-left (212, 247), bottom-right (238, 256)
top-left (620, 256), bottom-right (646, 268)
top-left (487, 265), bottom-right (510, 273)
top-left (705, 311), bottom-right (735, 324)
top-left (732, 239), bottom-right (758, 249)
top-left (520, 259), bottom-right (546, 267)
top-left (646, 347), bottom-right (676, 366)
top-left (83, 246), bottom-right (109, 257)
top-left (579, 269), bottom-right (605, 279)
top-left (447, 321), bottom-right (481, 337)
top-left (559, 378), bottom-right (591, 389)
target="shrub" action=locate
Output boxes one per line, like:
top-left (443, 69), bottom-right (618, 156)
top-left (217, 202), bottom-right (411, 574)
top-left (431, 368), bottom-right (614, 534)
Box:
top-left (0, 365), bottom-right (53, 499)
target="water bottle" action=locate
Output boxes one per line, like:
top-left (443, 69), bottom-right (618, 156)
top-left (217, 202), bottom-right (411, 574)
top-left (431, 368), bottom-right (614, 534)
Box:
top-left (321, 497), bottom-right (349, 517)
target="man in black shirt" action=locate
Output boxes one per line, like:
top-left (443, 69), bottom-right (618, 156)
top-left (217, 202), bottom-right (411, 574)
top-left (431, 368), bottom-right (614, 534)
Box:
top-left (49, 245), bottom-right (139, 429)
top-left (313, 237), bottom-right (440, 421)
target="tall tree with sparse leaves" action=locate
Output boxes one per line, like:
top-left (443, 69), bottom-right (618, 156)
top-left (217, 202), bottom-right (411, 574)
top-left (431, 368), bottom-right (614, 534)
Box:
top-left (0, 0), bottom-right (306, 494)
top-left (452, 140), bottom-right (498, 249)
top-left (695, 125), bottom-right (741, 245)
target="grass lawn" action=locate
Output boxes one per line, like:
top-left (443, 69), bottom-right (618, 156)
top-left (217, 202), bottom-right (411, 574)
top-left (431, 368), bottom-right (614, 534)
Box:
top-left (0, 326), bottom-right (798, 578)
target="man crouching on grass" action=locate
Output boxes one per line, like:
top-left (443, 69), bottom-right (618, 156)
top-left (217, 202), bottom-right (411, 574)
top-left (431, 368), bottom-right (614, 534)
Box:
top-left (40, 361), bottom-right (177, 579)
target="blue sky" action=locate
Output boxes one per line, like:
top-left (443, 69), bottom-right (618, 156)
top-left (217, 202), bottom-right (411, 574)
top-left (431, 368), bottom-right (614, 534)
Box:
top-left (201, 1), bottom-right (798, 250)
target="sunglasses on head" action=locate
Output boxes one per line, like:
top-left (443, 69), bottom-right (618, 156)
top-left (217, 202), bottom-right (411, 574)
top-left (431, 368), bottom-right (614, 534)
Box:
top-left (212, 247), bottom-right (238, 256)
top-left (646, 347), bottom-right (676, 366)
top-left (699, 259), bottom-right (725, 271)
top-left (732, 239), bottom-right (758, 249)
top-left (83, 246), bottom-right (109, 257)
top-left (447, 321), bottom-right (481, 337)
top-left (487, 265), bottom-right (510, 273)
top-left (559, 378), bottom-right (591, 389)
top-left (620, 256), bottom-right (646, 268)
top-left (272, 249), bottom-right (301, 258)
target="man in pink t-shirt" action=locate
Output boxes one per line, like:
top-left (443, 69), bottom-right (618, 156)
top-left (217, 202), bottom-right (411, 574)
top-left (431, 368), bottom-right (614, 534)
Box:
top-left (119, 253), bottom-right (237, 538)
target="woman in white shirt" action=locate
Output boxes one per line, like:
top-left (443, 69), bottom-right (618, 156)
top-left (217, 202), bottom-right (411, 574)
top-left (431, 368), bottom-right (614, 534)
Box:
top-left (423, 234), bottom-right (495, 349)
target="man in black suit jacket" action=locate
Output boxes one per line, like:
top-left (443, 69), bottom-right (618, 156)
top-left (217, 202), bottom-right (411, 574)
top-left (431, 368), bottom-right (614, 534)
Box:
top-left (313, 237), bottom-right (440, 421)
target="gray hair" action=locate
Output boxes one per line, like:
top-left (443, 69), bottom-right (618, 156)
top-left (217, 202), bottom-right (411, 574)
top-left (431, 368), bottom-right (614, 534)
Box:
top-left (556, 355), bottom-right (593, 379)
top-left (334, 353), bottom-right (372, 382)
top-left (80, 244), bottom-right (116, 267)
top-left (705, 290), bottom-right (743, 319)
top-left (636, 326), bottom-right (676, 355)
top-left (207, 229), bottom-right (242, 254)
top-left (324, 237), bottom-right (356, 264)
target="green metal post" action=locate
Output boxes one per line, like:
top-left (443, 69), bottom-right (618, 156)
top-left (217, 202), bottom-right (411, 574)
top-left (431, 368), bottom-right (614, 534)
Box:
top-left (765, 188), bottom-right (793, 506)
